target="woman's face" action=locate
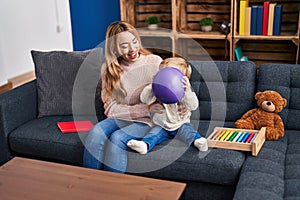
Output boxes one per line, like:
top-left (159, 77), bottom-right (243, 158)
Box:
top-left (117, 31), bottom-right (140, 62)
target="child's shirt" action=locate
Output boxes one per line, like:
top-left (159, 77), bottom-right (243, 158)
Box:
top-left (140, 83), bottom-right (199, 131)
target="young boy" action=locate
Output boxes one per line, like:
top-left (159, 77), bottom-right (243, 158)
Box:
top-left (127, 57), bottom-right (208, 154)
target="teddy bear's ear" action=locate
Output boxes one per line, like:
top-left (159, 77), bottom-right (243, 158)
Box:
top-left (255, 92), bottom-right (262, 100)
top-left (282, 98), bottom-right (287, 107)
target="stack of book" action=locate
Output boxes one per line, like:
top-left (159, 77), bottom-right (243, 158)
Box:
top-left (239, 0), bottom-right (283, 36)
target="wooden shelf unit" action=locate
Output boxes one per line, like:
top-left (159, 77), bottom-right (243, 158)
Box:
top-left (120, 0), bottom-right (299, 65)
top-left (120, 0), bottom-right (233, 60)
top-left (233, 0), bottom-right (300, 66)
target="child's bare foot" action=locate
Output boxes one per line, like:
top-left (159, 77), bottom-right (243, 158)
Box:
top-left (194, 138), bottom-right (208, 152)
top-left (127, 140), bottom-right (148, 154)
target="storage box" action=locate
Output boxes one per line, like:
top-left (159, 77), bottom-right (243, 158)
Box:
top-left (206, 127), bottom-right (266, 156)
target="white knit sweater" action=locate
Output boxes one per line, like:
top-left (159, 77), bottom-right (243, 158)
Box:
top-left (140, 83), bottom-right (199, 131)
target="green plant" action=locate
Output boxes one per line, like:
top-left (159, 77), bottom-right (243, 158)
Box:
top-left (199, 18), bottom-right (214, 26)
top-left (146, 16), bottom-right (161, 25)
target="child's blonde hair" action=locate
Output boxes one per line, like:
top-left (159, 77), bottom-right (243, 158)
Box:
top-left (159, 57), bottom-right (192, 79)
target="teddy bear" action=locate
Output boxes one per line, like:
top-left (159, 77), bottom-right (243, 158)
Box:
top-left (235, 90), bottom-right (287, 140)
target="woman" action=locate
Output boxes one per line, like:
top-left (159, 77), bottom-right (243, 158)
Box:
top-left (83, 21), bottom-right (163, 173)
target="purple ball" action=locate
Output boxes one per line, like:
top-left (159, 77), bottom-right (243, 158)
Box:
top-left (152, 67), bottom-right (185, 104)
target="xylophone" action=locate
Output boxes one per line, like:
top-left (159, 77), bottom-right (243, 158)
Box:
top-left (206, 127), bottom-right (266, 156)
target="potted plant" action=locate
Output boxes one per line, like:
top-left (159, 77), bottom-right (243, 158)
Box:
top-left (146, 16), bottom-right (161, 30)
top-left (199, 18), bottom-right (214, 32)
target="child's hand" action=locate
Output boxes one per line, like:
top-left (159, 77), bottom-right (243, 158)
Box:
top-left (182, 76), bottom-right (191, 91)
top-left (178, 104), bottom-right (188, 118)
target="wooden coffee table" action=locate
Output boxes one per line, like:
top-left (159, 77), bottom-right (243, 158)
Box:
top-left (0, 157), bottom-right (186, 200)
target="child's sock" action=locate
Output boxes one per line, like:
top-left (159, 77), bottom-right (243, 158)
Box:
top-left (127, 140), bottom-right (148, 154)
top-left (194, 138), bottom-right (208, 152)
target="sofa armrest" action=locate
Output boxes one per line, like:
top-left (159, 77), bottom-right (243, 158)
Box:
top-left (0, 80), bottom-right (37, 137)
top-left (233, 139), bottom-right (287, 200)
top-left (0, 80), bottom-right (37, 161)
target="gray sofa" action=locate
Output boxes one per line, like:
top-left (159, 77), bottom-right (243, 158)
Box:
top-left (0, 52), bottom-right (299, 200)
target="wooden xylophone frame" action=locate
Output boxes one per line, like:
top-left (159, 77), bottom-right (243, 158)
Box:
top-left (206, 127), bottom-right (266, 156)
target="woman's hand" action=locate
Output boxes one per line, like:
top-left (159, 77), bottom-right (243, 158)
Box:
top-left (148, 102), bottom-right (164, 114)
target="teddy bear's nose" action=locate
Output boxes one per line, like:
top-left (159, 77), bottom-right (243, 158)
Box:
top-left (266, 101), bottom-right (272, 106)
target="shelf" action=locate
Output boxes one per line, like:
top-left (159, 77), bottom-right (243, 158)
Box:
top-left (234, 35), bottom-right (298, 40)
top-left (137, 28), bottom-right (173, 37)
top-left (138, 29), bottom-right (230, 40)
top-left (177, 31), bottom-right (230, 40)
top-left (121, 0), bottom-right (299, 65)
top-left (233, 0), bottom-right (300, 65)
top-left (234, 35), bottom-right (299, 45)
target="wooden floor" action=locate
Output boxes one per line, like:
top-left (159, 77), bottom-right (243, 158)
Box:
top-left (0, 71), bottom-right (35, 94)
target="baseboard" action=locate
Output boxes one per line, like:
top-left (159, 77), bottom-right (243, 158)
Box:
top-left (0, 71), bottom-right (36, 94)
top-left (0, 82), bottom-right (13, 94)
top-left (8, 71), bottom-right (36, 89)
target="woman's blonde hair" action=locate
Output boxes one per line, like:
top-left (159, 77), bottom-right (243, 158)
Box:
top-left (104, 21), bottom-right (151, 101)
top-left (159, 57), bottom-right (192, 78)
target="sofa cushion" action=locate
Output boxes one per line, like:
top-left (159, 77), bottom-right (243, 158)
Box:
top-left (234, 130), bottom-right (300, 200)
top-left (189, 61), bottom-right (257, 125)
top-left (284, 130), bottom-right (300, 199)
top-left (31, 48), bottom-right (103, 117)
top-left (234, 137), bottom-right (287, 200)
top-left (8, 116), bottom-right (90, 165)
top-left (127, 131), bottom-right (246, 185)
top-left (9, 117), bottom-right (245, 186)
top-left (257, 64), bottom-right (300, 130)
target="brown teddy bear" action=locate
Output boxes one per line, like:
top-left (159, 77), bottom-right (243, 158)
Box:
top-left (235, 90), bottom-right (287, 140)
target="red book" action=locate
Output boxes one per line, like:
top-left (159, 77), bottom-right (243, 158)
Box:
top-left (262, 1), bottom-right (270, 35)
top-left (57, 120), bottom-right (94, 134)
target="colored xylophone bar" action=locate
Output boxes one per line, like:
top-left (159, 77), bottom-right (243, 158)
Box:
top-left (210, 129), bottom-right (257, 143)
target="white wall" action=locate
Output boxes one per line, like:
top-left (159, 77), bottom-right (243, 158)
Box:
top-left (0, 0), bottom-right (73, 86)
top-left (0, 39), bottom-right (7, 85)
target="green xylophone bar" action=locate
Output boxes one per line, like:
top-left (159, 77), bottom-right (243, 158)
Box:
top-left (224, 131), bottom-right (235, 141)
top-left (228, 131), bottom-right (239, 141)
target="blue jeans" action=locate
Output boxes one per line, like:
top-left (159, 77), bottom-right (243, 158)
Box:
top-left (142, 123), bottom-right (202, 152)
top-left (83, 118), bottom-right (151, 173)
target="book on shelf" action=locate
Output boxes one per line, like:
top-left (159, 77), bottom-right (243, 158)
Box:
top-left (239, 0), bottom-right (247, 35)
top-left (273, 5), bottom-right (283, 36)
top-left (262, 1), bottom-right (270, 36)
top-left (245, 7), bottom-right (251, 36)
top-left (256, 6), bottom-right (263, 35)
top-left (251, 6), bottom-right (258, 35)
top-left (245, 0), bottom-right (249, 7)
top-left (267, 3), bottom-right (277, 36)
